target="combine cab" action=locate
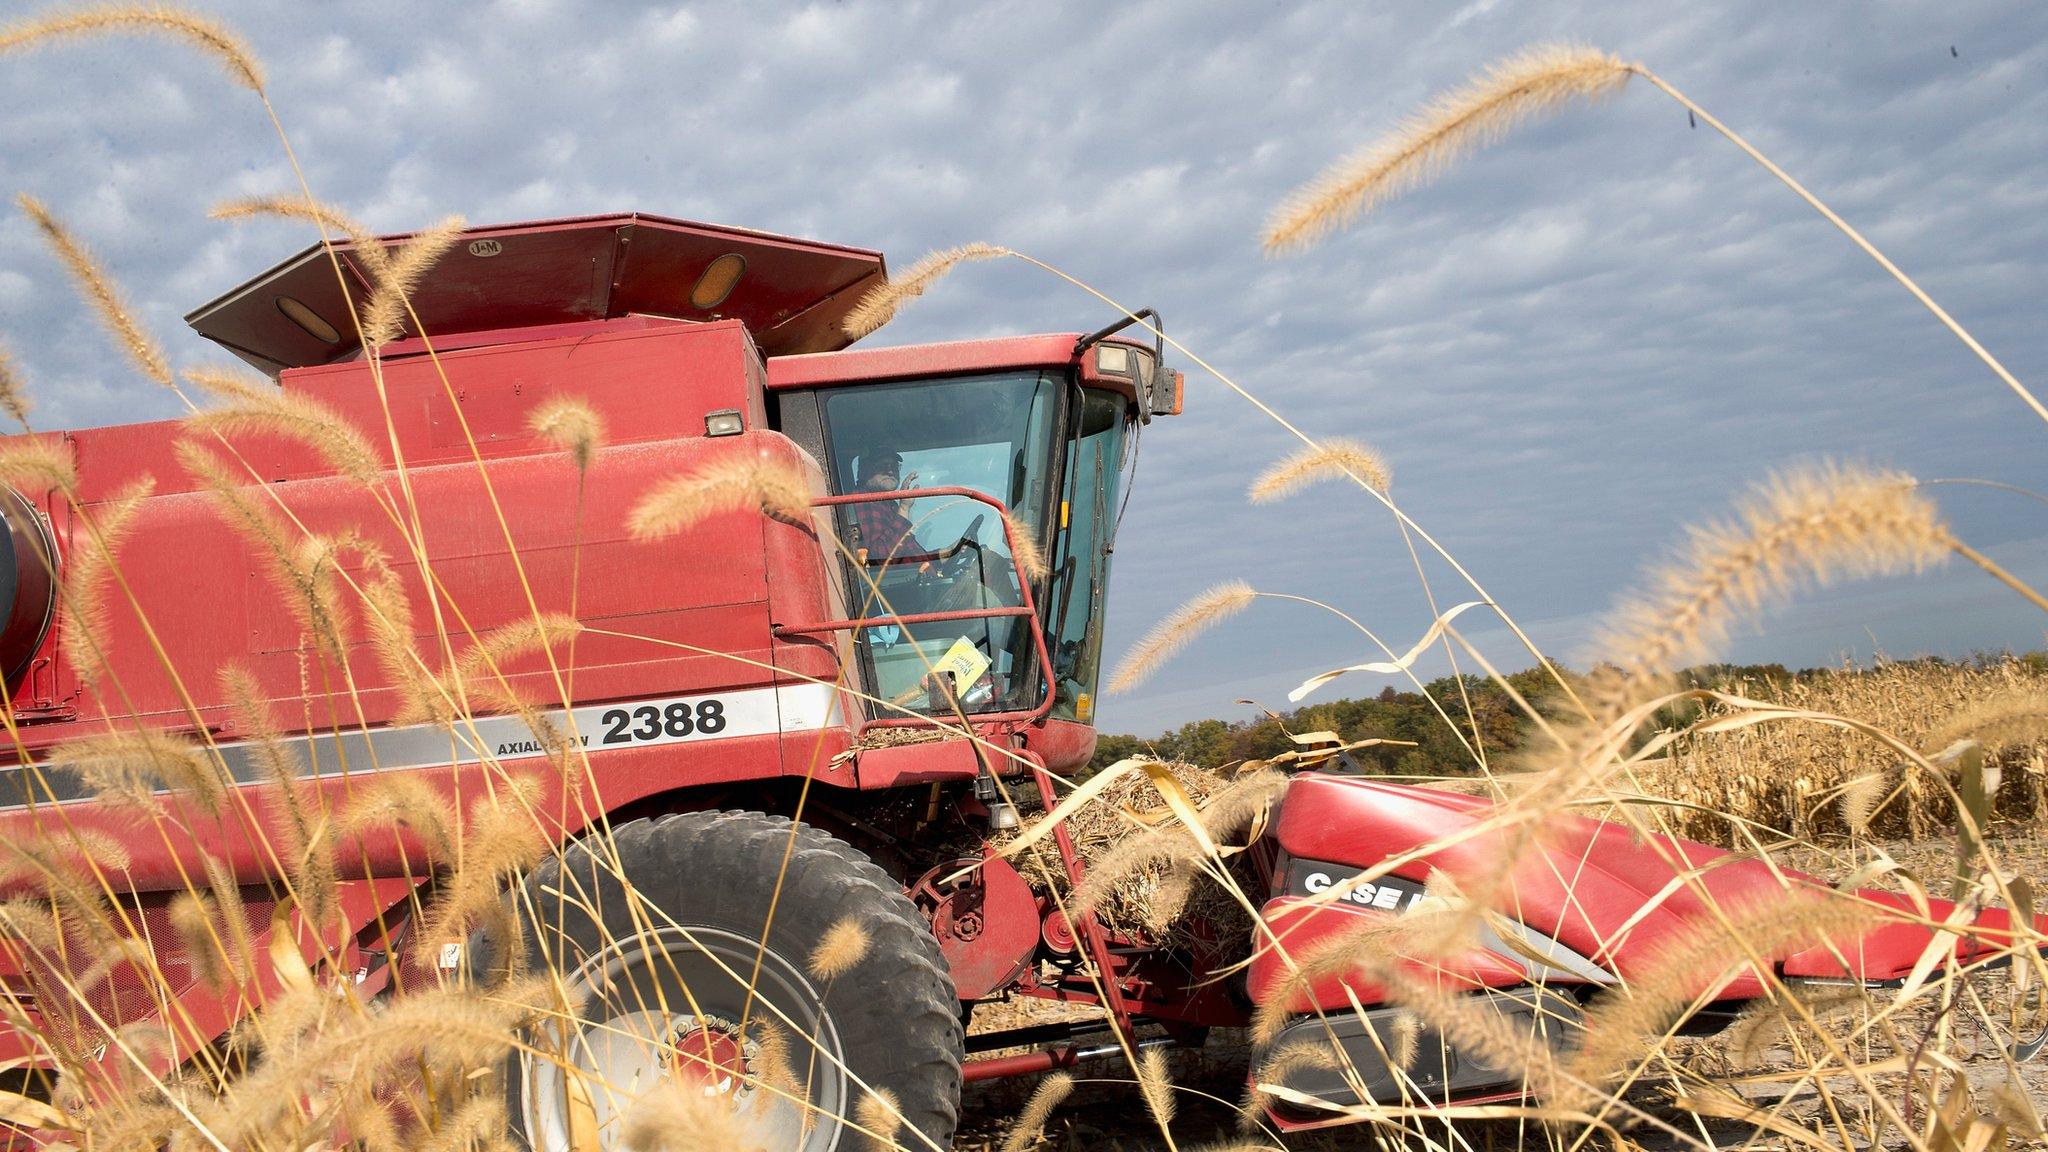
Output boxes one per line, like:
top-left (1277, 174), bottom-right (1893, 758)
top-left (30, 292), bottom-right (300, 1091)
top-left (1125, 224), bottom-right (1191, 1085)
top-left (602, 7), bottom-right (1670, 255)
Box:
top-left (0, 213), bottom-right (2032, 1148)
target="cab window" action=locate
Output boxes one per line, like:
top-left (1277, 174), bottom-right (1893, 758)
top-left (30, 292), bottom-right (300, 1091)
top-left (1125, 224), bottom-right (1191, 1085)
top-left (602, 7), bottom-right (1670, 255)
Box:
top-left (819, 371), bottom-right (1060, 716)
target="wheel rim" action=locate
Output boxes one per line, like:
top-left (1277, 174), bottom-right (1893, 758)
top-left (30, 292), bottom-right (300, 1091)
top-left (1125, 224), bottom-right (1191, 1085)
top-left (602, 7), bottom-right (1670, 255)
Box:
top-left (522, 925), bottom-right (848, 1152)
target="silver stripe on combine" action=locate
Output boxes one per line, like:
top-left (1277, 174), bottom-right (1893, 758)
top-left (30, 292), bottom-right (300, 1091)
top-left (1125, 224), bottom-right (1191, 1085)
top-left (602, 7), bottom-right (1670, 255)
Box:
top-left (0, 683), bottom-right (843, 810)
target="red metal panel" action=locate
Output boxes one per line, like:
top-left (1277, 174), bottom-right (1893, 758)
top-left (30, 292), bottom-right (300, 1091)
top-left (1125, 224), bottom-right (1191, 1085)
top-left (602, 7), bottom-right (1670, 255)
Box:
top-left (288, 320), bottom-right (765, 469)
top-left (1024, 718), bottom-right (1096, 775)
top-left (1270, 774), bottom-right (2047, 995)
top-left (767, 333), bottom-right (1149, 404)
top-left (1781, 891), bottom-right (2036, 980)
top-left (768, 334), bottom-right (1085, 388)
top-left (184, 213), bottom-right (886, 375)
top-left (1272, 774), bottom-right (1787, 980)
top-left (853, 739), bottom-right (983, 789)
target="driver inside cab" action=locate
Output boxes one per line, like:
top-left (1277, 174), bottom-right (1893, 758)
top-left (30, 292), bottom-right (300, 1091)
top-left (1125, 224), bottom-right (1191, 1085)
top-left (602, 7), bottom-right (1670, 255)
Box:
top-left (850, 450), bottom-right (931, 570)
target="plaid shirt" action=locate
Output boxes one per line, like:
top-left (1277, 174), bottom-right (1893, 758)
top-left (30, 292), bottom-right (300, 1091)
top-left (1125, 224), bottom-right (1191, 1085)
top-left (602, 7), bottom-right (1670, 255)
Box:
top-left (853, 498), bottom-right (920, 563)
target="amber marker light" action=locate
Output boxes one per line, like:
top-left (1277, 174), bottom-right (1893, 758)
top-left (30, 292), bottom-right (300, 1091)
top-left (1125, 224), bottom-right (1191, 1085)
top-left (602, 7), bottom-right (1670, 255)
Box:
top-left (276, 295), bottom-right (341, 344)
top-left (690, 253), bottom-right (747, 310)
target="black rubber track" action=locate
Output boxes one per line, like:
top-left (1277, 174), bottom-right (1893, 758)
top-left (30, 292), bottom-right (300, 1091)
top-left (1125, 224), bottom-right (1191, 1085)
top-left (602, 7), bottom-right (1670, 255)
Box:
top-left (505, 810), bottom-right (964, 1149)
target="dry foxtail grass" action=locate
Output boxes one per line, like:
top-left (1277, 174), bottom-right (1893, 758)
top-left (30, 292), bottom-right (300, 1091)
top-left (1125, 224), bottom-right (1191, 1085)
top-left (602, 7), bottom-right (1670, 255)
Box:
top-left (855, 1087), bottom-right (900, 1152)
top-left (452, 612), bottom-right (584, 689)
top-left (1108, 580), bottom-right (1257, 693)
top-left (1136, 1046), bottom-right (1176, 1128)
top-left (176, 440), bottom-right (350, 654)
top-left (220, 665), bottom-right (336, 924)
top-left (1263, 44), bottom-right (1632, 252)
top-left (1002, 509), bottom-right (1048, 583)
top-left (43, 728), bottom-right (226, 814)
top-left (184, 366), bottom-right (385, 485)
top-left (1922, 688), bottom-right (2048, 755)
top-left (1248, 436), bottom-right (1391, 502)
top-left (1244, 1041), bottom-right (1338, 1123)
top-left (211, 194), bottom-right (374, 244)
top-left (1000, 1070), bottom-right (1074, 1152)
top-left (212, 198), bottom-right (465, 348)
top-left (841, 242), bottom-right (1011, 339)
top-left (16, 194), bottom-right (173, 387)
top-left (0, 345), bottom-right (32, 430)
top-left (0, 4), bottom-right (265, 91)
top-left (808, 915), bottom-right (872, 982)
top-left (627, 454), bottom-right (813, 540)
top-left (527, 395), bottom-right (604, 473)
top-left (361, 560), bottom-right (441, 724)
top-left (1559, 893), bottom-right (1872, 1114)
top-left (0, 438), bottom-right (76, 492)
top-left (60, 474), bottom-right (154, 686)
top-left (1596, 462), bottom-right (1952, 676)
top-left (359, 215), bottom-right (465, 347)
top-left (620, 1080), bottom-right (770, 1152)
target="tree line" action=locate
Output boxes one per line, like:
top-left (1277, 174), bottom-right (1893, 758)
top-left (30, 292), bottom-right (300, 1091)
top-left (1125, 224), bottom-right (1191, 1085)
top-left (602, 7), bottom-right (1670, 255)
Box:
top-left (1087, 655), bottom-right (2048, 777)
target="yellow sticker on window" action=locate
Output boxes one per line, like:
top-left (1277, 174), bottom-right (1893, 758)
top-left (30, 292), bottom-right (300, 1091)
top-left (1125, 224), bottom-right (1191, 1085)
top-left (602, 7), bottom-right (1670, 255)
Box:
top-left (931, 636), bottom-right (992, 694)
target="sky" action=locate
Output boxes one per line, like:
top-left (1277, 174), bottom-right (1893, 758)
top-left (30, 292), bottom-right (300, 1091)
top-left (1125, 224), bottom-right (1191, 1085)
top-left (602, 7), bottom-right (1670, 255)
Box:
top-left (0, 2), bottom-right (2045, 735)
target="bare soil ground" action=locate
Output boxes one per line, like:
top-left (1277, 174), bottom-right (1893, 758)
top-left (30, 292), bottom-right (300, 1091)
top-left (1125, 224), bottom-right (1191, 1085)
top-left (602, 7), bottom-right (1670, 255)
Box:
top-left (955, 829), bottom-right (2048, 1151)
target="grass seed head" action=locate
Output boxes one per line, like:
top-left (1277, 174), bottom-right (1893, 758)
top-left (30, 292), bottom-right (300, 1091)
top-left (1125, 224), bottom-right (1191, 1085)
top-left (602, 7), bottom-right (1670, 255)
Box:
top-left (219, 665), bottom-right (335, 924)
top-left (211, 195), bottom-right (374, 245)
top-left (0, 439), bottom-right (75, 493)
top-left (1923, 690), bottom-right (2048, 755)
top-left (360, 216), bottom-right (465, 347)
top-left (1248, 437), bottom-right (1391, 502)
top-left (808, 915), bottom-right (872, 982)
top-left (45, 728), bottom-right (225, 814)
top-left (1000, 1070), bottom-right (1073, 1152)
top-left (60, 473), bottom-right (152, 686)
top-left (184, 367), bottom-right (384, 487)
top-left (841, 242), bottom-right (1010, 338)
top-left (1108, 580), bottom-right (1257, 694)
top-left (0, 345), bottom-right (33, 430)
top-left (358, 560), bottom-right (444, 725)
top-left (1264, 43), bottom-right (1632, 252)
top-left (1002, 510), bottom-right (1048, 583)
top-left (1561, 893), bottom-right (1872, 1112)
top-left (179, 441), bottom-right (359, 658)
top-left (17, 194), bottom-right (173, 387)
top-left (1135, 1046), bottom-right (1176, 1128)
top-left (854, 1087), bottom-right (899, 1152)
top-left (527, 396), bottom-right (604, 473)
top-left (1597, 461), bottom-right (1952, 676)
top-left (1244, 1041), bottom-right (1336, 1125)
top-left (1072, 827), bottom-right (1201, 922)
top-left (452, 612), bottom-right (583, 705)
top-left (342, 772), bottom-right (456, 863)
top-left (0, 4), bottom-right (265, 91)
top-left (628, 455), bottom-right (813, 540)
top-left (1838, 771), bottom-right (1888, 836)
top-left (620, 1079), bottom-right (769, 1152)
top-left (1251, 913), bottom-right (1409, 1044)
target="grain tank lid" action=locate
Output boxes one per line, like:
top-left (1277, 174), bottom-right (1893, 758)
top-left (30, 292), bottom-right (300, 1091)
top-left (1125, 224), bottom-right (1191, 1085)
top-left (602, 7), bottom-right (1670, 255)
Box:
top-left (183, 212), bottom-right (887, 376)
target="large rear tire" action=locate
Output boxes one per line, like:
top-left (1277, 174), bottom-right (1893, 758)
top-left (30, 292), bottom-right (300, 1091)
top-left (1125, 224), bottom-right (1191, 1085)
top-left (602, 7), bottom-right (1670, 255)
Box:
top-left (506, 811), bottom-right (963, 1151)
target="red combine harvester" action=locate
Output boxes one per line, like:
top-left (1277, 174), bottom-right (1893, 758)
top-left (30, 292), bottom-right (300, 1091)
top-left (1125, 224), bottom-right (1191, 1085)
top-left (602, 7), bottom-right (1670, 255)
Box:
top-left (0, 213), bottom-right (2036, 1148)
